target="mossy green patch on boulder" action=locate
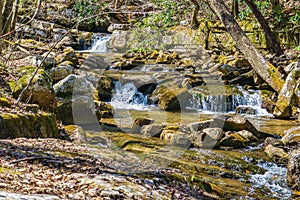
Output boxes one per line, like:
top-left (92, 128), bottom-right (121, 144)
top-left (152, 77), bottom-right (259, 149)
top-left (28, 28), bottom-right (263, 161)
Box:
top-left (0, 112), bottom-right (57, 138)
top-left (9, 66), bottom-right (56, 111)
top-left (220, 132), bottom-right (249, 148)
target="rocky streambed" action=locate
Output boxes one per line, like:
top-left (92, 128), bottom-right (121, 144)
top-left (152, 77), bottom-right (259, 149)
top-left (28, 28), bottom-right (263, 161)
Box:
top-left (1, 34), bottom-right (300, 199)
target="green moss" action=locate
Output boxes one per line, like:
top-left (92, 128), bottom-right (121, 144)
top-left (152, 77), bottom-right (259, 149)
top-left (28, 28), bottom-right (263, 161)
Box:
top-left (266, 63), bottom-right (285, 92)
top-left (0, 97), bottom-right (10, 107)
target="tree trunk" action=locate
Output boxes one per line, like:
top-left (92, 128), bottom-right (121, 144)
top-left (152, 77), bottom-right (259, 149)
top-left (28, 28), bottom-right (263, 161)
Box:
top-left (244, 0), bottom-right (284, 56)
top-left (206, 0), bottom-right (284, 93)
top-left (190, 0), bottom-right (200, 29)
top-left (0, 0), bottom-right (19, 35)
top-left (231, 0), bottom-right (239, 18)
top-left (0, 0), bottom-right (4, 31)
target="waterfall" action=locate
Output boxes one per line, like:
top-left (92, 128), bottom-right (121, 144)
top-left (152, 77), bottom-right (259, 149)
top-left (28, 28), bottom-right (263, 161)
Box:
top-left (110, 82), bottom-right (148, 110)
top-left (191, 86), bottom-right (269, 115)
top-left (90, 34), bottom-right (111, 52)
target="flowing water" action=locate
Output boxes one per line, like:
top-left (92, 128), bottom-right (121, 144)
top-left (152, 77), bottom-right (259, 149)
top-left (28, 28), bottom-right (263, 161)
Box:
top-left (76, 36), bottom-right (299, 199)
top-left (110, 82), bottom-right (149, 110)
top-left (90, 34), bottom-right (111, 52)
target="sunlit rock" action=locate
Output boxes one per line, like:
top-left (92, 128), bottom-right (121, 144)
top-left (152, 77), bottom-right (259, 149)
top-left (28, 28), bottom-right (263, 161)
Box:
top-left (220, 132), bottom-right (249, 148)
top-left (191, 128), bottom-right (224, 149)
top-left (264, 144), bottom-right (288, 163)
top-left (9, 66), bottom-right (56, 111)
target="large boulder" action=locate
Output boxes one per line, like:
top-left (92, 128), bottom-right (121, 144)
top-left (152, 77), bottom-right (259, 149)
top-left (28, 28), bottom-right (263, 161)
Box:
top-left (150, 78), bottom-right (192, 111)
top-left (9, 66), bottom-right (56, 111)
top-left (187, 120), bottom-right (212, 134)
top-left (214, 116), bottom-right (262, 138)
top-left (120, 74), bottom-right (157, 95)
top-left (273, 68), bottom-right (300, 118)
top-left (53, 74), bottom-right (98, 100)
top-left (287, 149), bottom-right (300, 190)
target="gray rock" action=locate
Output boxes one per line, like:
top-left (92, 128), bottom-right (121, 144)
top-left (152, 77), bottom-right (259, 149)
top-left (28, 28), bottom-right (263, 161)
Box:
top-left (188, 120), bottom-right (212, 134)
top-left (49, 63), bottom-right (74, 82)
top-left (131, 118), bottom-right (154, 134)
top-left (281, 126), bottom-right (300, 145)
top-left (33, 55), bottom-right (56, 70)
top-left (160, 130), bottom-right (191, 147)
top-left (141, 124), bottom-right (165, 137)
top-left (191, 128), bottom-right (224, 149)
top-left (54, 74), bottom-right (98, 100)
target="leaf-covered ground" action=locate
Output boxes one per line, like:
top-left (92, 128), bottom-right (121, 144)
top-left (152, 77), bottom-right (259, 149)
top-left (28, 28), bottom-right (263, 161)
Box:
top-left (0, 138), bottom-right (215, 199)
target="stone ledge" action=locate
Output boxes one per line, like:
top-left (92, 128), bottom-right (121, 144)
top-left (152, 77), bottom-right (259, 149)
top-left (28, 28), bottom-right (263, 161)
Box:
top-left (0, 113), bottom-right (57, 139)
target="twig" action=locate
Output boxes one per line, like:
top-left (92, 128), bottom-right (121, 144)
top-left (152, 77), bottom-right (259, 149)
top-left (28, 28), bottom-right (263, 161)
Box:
top-left (0, 0), bottom-right (41, 39)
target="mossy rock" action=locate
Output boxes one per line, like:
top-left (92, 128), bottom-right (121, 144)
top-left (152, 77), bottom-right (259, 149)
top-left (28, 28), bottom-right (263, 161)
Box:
top-left (0, 97), bottom-right (10, 107)
top-left (220, 132), bottom-right (250, 148)
top-left (0, 112), bottom-right (57, 138)
top-left (9, 66), bottom-right (56, 111)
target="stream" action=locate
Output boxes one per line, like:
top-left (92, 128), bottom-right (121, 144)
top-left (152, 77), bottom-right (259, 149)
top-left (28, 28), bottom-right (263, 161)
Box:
top-left (72, 34), bottom-right (299, 199)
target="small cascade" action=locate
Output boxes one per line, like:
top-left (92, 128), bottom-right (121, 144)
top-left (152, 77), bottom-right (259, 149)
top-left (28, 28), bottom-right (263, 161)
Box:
top-left (90, 34), bottom-right (111, 52)
top-left (249, 160), bottom-right (292, 199)
top-left (110, 82), bottom-right (148, 110)
top-left (191, 86), bottom-right (269, 115)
